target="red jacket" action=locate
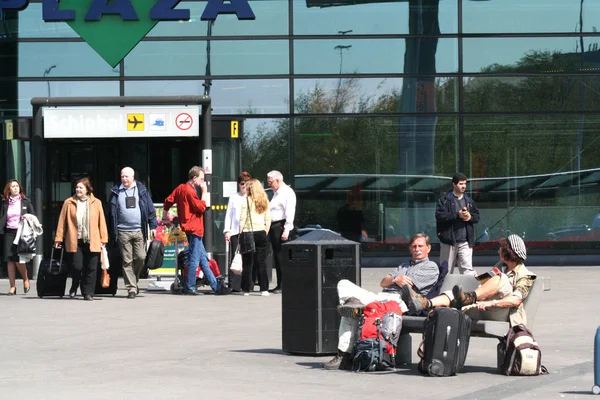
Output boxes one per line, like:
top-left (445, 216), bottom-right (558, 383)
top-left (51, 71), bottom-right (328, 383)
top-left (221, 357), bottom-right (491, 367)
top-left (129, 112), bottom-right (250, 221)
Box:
top-left (164, 183), bottom-right (207, 237)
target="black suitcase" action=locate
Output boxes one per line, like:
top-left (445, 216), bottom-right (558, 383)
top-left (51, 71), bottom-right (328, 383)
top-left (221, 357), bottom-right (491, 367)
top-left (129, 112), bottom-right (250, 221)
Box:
top-left (144, 239), bottom-right (165, 270)
top-left (418, 307), bottom-right (472, 376)
top-left (37, 248), bottom-right (68, 298)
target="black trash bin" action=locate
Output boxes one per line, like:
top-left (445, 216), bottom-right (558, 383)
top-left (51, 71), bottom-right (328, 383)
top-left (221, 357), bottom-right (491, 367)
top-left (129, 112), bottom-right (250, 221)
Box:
top-left (281, 230), bottom-right (360, 355)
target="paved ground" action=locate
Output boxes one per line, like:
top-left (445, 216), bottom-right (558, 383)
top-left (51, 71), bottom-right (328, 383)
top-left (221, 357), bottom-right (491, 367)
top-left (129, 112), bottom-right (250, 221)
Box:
top-left (0, 266), bottom-right (598, 399)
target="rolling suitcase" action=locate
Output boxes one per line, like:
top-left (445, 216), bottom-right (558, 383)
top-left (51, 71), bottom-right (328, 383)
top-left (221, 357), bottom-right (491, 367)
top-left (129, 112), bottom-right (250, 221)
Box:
top-left (593, 326), bottom-right (600, 395)
top-left (37, 247), bottom-right (68, 298)
top-left (418, 307), bottom-right (472, 376)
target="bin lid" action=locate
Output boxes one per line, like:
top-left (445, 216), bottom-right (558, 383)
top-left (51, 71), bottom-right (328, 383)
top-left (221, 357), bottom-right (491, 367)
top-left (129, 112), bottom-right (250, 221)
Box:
top-left (284, 229), bottom-right (359, 245)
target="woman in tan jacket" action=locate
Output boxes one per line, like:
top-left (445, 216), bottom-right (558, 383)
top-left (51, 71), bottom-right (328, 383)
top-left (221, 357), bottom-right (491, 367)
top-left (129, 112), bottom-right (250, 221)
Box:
top-left (54, 178), bottom-right (108, 301)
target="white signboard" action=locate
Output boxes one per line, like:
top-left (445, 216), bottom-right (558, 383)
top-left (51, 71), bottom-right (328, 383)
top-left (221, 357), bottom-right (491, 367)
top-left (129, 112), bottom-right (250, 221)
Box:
top-left (43, 106), bottom-right (200, 138)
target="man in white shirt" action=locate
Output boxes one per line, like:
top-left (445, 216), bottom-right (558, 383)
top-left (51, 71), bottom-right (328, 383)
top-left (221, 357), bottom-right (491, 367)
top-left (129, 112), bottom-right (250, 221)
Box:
top-left (267, 170), bottom-right (297, 293)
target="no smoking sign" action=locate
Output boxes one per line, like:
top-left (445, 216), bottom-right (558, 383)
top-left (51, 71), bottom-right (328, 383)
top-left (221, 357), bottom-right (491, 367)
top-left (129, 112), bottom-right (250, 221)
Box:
top-left (175, 112), bottom-right (193, 131)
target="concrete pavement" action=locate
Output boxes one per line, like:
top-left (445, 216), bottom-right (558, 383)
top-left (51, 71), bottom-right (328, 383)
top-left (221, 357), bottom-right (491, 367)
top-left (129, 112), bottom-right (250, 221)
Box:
top-left (0, 266), bottom-right (598, 399)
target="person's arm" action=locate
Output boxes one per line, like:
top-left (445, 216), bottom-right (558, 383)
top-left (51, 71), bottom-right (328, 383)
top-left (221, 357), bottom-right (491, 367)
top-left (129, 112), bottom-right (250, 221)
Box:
top-left (239, 201), bottom-right (248, 234)
top-left (98, 202), bottom-right (109, 245)
top-left (145, 192), bottom-right (158, 230)
top-left (283, 188), bottom-right (297, 238)
top-left (54, 201), bottom-right (68, 245)
top-left (187, 184), bottom-right (207, 215)
top-left (163, 187), bottom-right (176, 212)
top-left (380, 274), bottom-right (413, 289)
top-left (26, 199), bottom-right (35, 215)
top-left (223, 196), bottom-right (235, 240)
top-left (435, 197), bottom-right (457, 222)
top-left (265, 207), bottom-right (271, 234)
top-left (468, 199), bottom-right (480, 224)
top-left (477, 276), bottom-right (534, 310)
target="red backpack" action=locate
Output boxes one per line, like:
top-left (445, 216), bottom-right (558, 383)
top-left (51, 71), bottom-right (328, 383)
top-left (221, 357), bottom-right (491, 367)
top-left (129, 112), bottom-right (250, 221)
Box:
top-left (352, 300), bottom-right (403, 371)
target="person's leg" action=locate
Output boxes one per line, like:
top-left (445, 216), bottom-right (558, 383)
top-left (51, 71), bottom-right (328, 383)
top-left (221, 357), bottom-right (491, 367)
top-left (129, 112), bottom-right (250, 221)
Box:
top-left (81, 244), bottom-right (99, 297)
top-left (255, 232), bottom-right (269, 293)
top-left (119, 231), bottom-right (136, 293)
top-left (130, 230), bottom-right (146, 291)
top-left (401, 285), bottom-right (451, 314)
top-left (71, 247), bottom-right (83, 295)
top-left (456, 242), bottom-right (476, 276)
top-left (15, 262), bottom-right (30, 292)
top-left (440, 243), bottom-right (458, 274)
top-left (7, 261), bottom-right (16, 294)
top-left (268, 227), bottom-right (283, 290)
top-left (323, 316), bottom-right (357, 370)
top-left (185, 234), bottom-right (201, 292)
top-left (196, 236), bottom-right (219, 292)
top-left (241, 251), bottom-right (254, 293)
top-left (337, 279), bottom-right (378, 305)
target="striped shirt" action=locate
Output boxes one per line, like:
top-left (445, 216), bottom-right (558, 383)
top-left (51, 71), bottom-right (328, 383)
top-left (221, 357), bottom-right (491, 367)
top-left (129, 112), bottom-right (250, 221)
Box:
top-left (382, 258), bottom-right (439, 295)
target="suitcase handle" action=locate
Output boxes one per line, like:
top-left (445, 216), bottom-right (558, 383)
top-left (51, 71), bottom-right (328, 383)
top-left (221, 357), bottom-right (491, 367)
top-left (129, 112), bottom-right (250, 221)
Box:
top-left (50, 246), bottom-right (64, 266)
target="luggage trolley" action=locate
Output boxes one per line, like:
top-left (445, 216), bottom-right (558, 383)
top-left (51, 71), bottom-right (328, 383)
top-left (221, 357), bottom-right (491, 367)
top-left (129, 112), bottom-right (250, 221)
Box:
top-left (594, 326), bottom-right (600, 395)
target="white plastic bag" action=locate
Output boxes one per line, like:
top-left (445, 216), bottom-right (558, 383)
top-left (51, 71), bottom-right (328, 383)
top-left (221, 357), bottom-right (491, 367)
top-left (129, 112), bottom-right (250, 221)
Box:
top-left (101, 247), bottom-right (110, 270)
top-left (230, 252), bottom-right (243, 275)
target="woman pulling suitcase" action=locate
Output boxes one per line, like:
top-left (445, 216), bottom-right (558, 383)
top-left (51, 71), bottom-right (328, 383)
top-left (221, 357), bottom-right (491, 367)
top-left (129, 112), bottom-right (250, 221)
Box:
top-left (54, 178), bottom-right (108, 301)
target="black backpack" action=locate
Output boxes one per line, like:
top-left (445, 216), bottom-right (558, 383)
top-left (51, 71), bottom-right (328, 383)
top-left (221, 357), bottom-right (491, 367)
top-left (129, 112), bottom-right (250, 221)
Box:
top-left (144, 240), bottom-right (165, 270)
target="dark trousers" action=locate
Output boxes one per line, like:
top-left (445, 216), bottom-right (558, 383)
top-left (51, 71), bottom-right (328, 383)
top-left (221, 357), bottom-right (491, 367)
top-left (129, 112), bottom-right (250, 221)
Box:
top-left (70, 241), bottom-right (99, 296)
top-left (228, 234), bottom-right (242, 291)
top-left (241, 231), bottom-right (268, 292)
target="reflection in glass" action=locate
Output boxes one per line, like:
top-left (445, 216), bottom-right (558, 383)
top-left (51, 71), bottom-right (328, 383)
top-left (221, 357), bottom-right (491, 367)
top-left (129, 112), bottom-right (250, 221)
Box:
top-left (241, 118), bottom-right (290, 179)
top-left (126, 79), bottom-right (289, 114)
top-left (16, 3), bottom-right (78, 38)
top-left (294, 77), bottom-right (457, 113)
top-left (126, 40), bottom-right (289, 76)
top-left (463, 0), bottom-right (600, 34)
top-left (463, 37), bottom-right (600, 74)
top-left (17, 81), bottom-right (120, 116)
top-left (294, 39), bottom-right (458, 74)
top-left (18, 43), bottom-right (119, 77)
top-left (463, 75), bottom-right (600, 112)
top-left (293, 0), bottom-right (457, 35)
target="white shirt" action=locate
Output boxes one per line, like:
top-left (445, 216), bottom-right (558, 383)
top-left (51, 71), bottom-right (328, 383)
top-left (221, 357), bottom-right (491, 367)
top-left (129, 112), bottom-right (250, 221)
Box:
top-left (223, 192), bottom-right (245, 235)
top-left (269, 183), bottom-right (296, 236)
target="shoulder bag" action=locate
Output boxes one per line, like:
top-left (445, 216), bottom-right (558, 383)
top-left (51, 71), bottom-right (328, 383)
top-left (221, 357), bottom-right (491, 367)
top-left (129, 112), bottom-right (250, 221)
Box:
top-left (239, 197), bottom-right (256, 254)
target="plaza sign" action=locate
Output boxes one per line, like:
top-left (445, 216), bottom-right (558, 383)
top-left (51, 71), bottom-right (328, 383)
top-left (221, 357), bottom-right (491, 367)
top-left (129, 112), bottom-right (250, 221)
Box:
top-left (0, 0), bottom-right (255, 67)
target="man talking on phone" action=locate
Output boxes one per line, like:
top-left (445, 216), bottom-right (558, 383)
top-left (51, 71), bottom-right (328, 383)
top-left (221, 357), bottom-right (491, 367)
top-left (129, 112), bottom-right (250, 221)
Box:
top-left (435, 173), bottom-right (480, 275)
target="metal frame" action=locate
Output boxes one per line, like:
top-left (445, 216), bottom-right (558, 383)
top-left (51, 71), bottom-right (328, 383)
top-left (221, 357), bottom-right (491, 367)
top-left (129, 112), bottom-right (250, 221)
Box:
top-left (30, 95), bottom-right (212, 278)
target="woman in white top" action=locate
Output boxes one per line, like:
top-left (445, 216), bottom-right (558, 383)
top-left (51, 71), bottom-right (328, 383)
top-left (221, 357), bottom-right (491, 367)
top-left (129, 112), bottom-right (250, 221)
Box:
top-left (223, 172), bottom-right (251, 291)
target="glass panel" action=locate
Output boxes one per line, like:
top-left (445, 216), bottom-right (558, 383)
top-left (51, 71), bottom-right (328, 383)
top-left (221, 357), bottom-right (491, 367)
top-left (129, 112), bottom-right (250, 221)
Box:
top-left (294, 38), bottom-right (458, 74)
top-left (149, 0), bottom-right (288, 36)
top-left (294, 77), bottom-right (457, 113)
top-left (15, 3), bottom-right (78, 38)
top-left (126, 40), bottom-right (289, 76)
top-left (17, 43), bottom-right (119, 77)
top-left (294, 0), bottom-right (457, 35)
top-left (463, 0), bottom-right (600, 34)
top-left (17, 81), bottom-right (120, 116)
top-left (465, 115), bottom-right (600, 244)
top-left (292, 116), bottom-right (457, 242)
top-left (463, 37), bottom-right (599, 74)
top-left (463, 75), bottom-right (600, 112)
top-left (241, 118), bottom-right (290, 181)
top-left (126, 79), bottom-right (289, 114)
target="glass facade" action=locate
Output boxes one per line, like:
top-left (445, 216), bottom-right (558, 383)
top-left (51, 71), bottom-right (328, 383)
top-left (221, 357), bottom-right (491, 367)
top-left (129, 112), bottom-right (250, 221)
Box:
top-left (2, 0), bottom-right (600, 261)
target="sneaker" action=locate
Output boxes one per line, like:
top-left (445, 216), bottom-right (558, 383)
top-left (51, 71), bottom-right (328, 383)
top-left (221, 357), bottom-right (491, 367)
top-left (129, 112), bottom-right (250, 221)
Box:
top-left (269, 286), bottom-right (282, 294)
top-left (452, 285), bottom-right (476, 309)
top-left (216, 286), bottom-right (232, 296)
top-left (337, 297), bottom-right (364, 320)
top-left (243, 292), bottom-right (250, 296)
top-left (400, 285), bottom-right (428, 315)
top-left (261, 291), bottom-right (270, 297)
top-left (323, 351), bottom-right (353, 371)
top-left (127, 291), bottom-right (136, 299)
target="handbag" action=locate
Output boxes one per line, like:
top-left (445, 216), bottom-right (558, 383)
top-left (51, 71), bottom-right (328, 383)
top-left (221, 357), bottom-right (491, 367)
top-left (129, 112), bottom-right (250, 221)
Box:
top-left (230, 245), bottom-right (243, 275)
top-left (239, 197), bottom-right (256, 254)
top-left (101, 269), bottom-right (111, 288)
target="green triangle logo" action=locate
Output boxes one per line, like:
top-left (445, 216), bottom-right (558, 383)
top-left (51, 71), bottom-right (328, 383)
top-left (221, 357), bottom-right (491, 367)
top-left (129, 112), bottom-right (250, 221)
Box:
top-left (61, 0), bottom-right (159, 68)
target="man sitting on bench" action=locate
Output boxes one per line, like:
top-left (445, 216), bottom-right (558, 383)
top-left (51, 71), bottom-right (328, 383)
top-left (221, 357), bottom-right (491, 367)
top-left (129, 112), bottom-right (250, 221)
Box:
top-left (401, 234), bottom-right (536, 326)
top-left (323, 233), bottom-right (439, 370)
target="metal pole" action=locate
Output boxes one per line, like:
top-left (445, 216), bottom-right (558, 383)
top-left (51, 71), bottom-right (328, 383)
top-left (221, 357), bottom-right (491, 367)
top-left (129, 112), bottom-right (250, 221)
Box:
top-left (32, 104), bottom-right (44, 278)
top-left (202, 103), bottom-right (213, 255)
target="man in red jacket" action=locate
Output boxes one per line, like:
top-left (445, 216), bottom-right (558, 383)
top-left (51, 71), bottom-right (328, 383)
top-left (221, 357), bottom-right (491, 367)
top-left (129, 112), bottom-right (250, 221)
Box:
top-left (164, 166), bottom-right (231, 295)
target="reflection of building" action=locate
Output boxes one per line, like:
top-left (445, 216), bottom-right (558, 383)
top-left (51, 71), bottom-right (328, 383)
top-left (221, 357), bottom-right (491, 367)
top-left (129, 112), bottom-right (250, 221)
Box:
top-left (1, 1), bottom-right (600, 266)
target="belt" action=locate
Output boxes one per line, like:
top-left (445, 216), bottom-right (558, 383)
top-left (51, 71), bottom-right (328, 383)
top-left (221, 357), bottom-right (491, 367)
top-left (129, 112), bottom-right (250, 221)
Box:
top-left (272, 220), bottom-right (286, 225)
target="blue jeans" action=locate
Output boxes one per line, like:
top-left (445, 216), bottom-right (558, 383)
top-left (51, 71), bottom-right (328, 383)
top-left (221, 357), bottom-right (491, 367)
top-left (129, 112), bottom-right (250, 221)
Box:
top-left (186, 233), bottom-right (219, 292)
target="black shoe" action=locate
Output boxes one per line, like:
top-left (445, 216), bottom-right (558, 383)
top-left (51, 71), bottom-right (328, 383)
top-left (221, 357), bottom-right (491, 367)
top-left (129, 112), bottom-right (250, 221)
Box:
top-left (269, 286), bottom-right (282, 294)
top-left (452, 285), bottom-right (476, 309)
top-left (323, 351), bottom-right (353, 371)
top-left (216, 286), bottom-right (232, 296)
top-left (127, 292), bottom-right (136, 299)
top-left (337, 297), bottom-right (365, 320)
top-left (183, 290), bottom-right (201, 296)
top-left (83, 295), bottom-right (94, 301)
top-left (400, 285), bottom-right (429, 315)
top-left (23, 282), bottom-right (30, 294)
top-left (69, 291), bottom-right (76, 299)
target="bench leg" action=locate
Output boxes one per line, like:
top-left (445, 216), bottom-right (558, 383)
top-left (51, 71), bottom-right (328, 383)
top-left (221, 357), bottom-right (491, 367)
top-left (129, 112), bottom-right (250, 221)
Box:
top-left (497, 339), bottom-right (506, 373)
top-left (395, 333), bottom-right (412, 367)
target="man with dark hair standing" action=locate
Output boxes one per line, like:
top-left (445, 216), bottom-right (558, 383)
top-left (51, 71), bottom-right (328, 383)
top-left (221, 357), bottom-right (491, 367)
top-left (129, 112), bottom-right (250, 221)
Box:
top-left (435, 172), bottom-right (480, 276)
top-left (164, 166), bottom-right (231, 296)
top-left (267, 170), bottom-right (296, 294)
top-left (108, 167), bottom-right (157, 299)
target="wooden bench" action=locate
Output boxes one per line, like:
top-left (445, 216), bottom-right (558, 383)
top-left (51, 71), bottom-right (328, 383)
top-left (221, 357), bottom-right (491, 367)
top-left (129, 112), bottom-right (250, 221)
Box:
top-left (396, 274), bottom-right (551, 367)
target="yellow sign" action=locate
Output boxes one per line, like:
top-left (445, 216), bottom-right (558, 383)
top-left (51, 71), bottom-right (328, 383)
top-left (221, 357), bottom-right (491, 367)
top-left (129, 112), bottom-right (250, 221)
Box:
top-left (127, 114), bottom-right (144, 131)
top-left (231, 120), bottom-right (239, 138)
top-left (5, 120), bottom-right (13, 140)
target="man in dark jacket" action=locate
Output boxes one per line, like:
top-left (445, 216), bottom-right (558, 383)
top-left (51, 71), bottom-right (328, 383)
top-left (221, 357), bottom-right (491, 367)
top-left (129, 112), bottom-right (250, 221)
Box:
top-left (435, 173), bottom-right (480, 276)
top-left (108, 167), bottom-right (157, 299)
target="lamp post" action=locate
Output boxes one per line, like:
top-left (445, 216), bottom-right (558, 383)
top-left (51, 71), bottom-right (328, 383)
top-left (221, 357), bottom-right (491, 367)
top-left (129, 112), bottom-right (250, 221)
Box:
top-left (43, 65), bottom-right (56, 97)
